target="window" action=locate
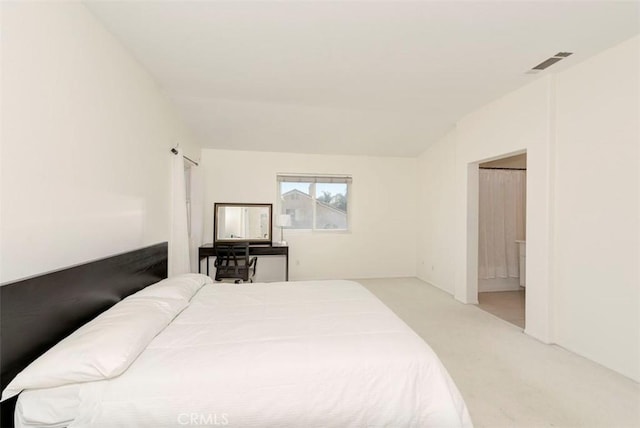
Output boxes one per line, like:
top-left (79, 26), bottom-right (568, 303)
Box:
top-left (277, 174), bottom-right (352, 231)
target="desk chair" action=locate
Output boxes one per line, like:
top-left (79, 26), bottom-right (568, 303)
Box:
top-left (213, 243), bottom-right (258, 283)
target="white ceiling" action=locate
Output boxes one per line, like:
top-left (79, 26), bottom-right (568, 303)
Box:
top-left (86, 1), bottom-right (639, 157)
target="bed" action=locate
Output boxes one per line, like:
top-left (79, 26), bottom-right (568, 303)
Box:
top-left (1, 244), bottom-right (472, 427)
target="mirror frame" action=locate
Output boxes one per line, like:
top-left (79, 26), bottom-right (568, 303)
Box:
top-left (213, 202), bottom-right (273, 245)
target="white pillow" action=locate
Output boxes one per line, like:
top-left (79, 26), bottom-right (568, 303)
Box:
top-left (130, 273), bottom-right (212, 302)
top-left (1, 296), bottom-right (187, 401)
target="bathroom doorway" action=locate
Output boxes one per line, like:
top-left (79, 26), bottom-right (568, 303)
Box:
top-left (476, 153), bottom-right (527, 328)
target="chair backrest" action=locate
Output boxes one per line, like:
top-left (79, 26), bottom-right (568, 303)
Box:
top-left (214, 243), bottom-right (251, 281)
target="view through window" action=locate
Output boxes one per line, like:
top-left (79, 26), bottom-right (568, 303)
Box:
top-left (277, 175), bottom-right (351, 230)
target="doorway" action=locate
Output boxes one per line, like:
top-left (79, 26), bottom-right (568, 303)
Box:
top-left (475, 153), bottom-right (527, 328)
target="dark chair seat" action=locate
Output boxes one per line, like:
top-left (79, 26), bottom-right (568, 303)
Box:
top-left (213, 243), bottom-right (258, 283)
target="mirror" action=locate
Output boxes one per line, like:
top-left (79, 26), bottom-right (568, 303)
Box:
top-left (214, 203), bottom-right (272, 245)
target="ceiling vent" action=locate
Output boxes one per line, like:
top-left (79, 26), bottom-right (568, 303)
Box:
top-left (527, 52), bottom-right (573, 74)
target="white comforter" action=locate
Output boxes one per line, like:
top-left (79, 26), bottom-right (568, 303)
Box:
top-left (17, 280), bottom-right (472, 427)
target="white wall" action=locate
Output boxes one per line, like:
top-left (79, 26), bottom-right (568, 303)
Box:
top-left (202, 149), bottom-right (417, 281)
top-left (417, 35), bottom-right (639, 381)
top-left (416, 130), bottom-right (457, 294)
top-left (553, 36), bottom-right (639, 381)
top-left (0, 3), bottom-right (199, 283)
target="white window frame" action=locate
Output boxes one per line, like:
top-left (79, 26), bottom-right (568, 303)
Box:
top-left (277, 174), bottom-right (352, 232)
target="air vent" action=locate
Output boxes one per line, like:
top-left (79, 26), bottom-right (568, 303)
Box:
top-left (527, 52), bottom-right (574, 73)
top-left (532, 57), bottom-right (563, 70)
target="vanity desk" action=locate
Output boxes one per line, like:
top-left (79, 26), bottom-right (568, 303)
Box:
top-left (202, 202), bottom-right (289, 281)
top-left (198, 243), bottom-right (289, 281)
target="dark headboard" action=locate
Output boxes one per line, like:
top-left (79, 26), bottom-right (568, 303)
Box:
top-left (0, 242), bottom-right (168, 426)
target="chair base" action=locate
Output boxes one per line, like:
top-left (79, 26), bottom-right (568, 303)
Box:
top-left (215, 278), bottom-right (254, 284)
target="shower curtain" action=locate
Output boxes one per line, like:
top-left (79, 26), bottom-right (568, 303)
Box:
top-left (478, 169), bottom-right (526, 280)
